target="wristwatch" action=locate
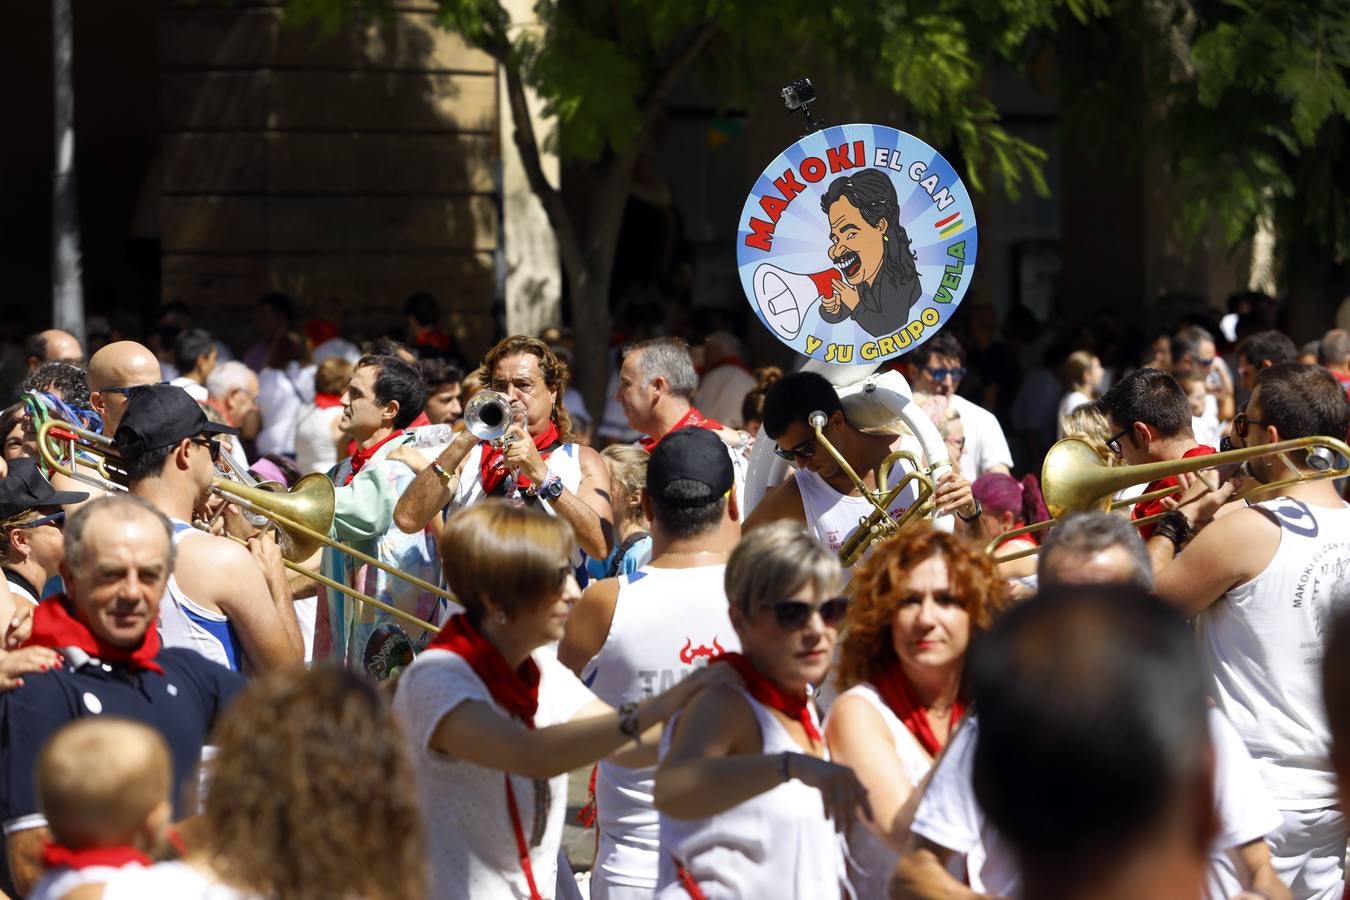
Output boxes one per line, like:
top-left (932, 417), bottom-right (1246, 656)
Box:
top-left (957, 497), bottom-right (983, 523)
top-left (537, 474), bottom-right (564, 501)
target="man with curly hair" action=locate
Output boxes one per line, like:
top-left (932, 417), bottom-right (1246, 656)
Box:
top-left (394, 335), bottom-right (614, 562)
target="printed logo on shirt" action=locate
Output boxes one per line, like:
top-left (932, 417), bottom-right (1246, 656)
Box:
top-left (637, 635), bottom-right (728, 696)
top-left (678, 636), bottom-right (727, 666)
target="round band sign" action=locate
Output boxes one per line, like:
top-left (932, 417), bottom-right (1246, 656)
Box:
top-left (736, 124), bottom-right (978, 365)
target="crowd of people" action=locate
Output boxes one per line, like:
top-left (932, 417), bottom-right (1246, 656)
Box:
top-left (0, 286), bottom-right (1347, 900)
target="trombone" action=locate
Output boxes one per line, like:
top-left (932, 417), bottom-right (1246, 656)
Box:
top-left (806, 411), bottom-right (938, 567)
top-left (984, 434), bottom-right (1350, 562)
top-left (37, 419), bottom-right (445, 633)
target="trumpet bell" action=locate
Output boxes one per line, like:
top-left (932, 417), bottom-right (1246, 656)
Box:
top-left (212, 472), bottom-right (336, 562)
top-left (464, 389), bottom-right (513, 443)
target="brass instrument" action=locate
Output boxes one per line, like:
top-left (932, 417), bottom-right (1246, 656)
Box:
top-left (464, 389), bottom-right (514, 444)
top-left (807, 411), bottom-right (939, 567)
top-left (37, 419), bottom-right (445, 633)
top-left (984, 435), bottom-right (1350, 562)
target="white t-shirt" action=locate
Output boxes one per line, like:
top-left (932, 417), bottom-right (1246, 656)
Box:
top-left (99, 860), bottom-right (256, 899)
top-left (169, 377), bottom-right (209, 403)
top-left (29, 863), bottom-right (146, 900)
top-left (1055, 390), bottom-right (1093, 439)
top-left (392, 646), bottom-right (598, 900)
top-left (256, 362), bottom-right (316, 457)
top-left (950, 394), bottom-right (1013, 480)
top-left (910, 710), bottom-right (1282, 899)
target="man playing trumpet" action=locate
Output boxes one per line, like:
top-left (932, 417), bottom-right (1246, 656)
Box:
top-left (394, 336), bottom-right (613, 562)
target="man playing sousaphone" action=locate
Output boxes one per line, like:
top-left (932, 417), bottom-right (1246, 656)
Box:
top-left (394, 336), bottom-right (614, 562)
top-left (744, 371), bottom-right (977, 563)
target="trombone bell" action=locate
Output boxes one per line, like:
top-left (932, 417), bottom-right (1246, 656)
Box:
top-left (212, 473), bottom-right (336, 563)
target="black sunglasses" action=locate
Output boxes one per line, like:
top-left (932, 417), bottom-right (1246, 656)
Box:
top-left (766, 596), bottom-right (849, 630)
top-left (18, 511), bottom-right (65, 531)
top-left (101, 382), bottom-right (168, 396)
top-left (1233, 406), bottom-right (1270, 440)
top-left (191, 436), bottom-right (223, 462)
top-left (773, 438), bottom-right (817, 462)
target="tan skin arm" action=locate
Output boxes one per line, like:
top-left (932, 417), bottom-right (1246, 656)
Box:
top-left (558, 577), bottom-right (620, 676)
top-left (175, 533), bottom-right (303, 672)
top-left (742, 476), bottom-right (807, 532)
top-left (891, 835), bottom-right (991, 900)
top-left (654, 682), bottom-right (872, 829)
top-left (825, 693), bottom-right (918, 852)
top-left (1232, 836), bottom-right (1291, 900)
top-left (1151, 507), bottom-right (1279, 618)
top-left (429, 668), bottom-right (716, 779)
top-left (392, 430), bottom-right (479, 534)
top-left (8, 824), bottom-right (50, 896)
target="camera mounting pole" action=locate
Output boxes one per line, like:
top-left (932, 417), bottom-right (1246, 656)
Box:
top-left (781, 77), bottom-right (825, 137)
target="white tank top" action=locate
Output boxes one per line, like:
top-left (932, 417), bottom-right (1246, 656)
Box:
top-left (656, 684), bottom-right (852, 900)
top-left (158, 520), bottom-right (244, 672)
top-left (1197, 497), bottom-right (1350, 810)
top-left (294, 405), bottom-right (343, 474)
top-left (582, 565), bottom-right (740, 890)
top-left (793, 447), bottom-right (952, 564)
top-left (829, 683), bottom-right (934, 899)
top-left (454, 441), bottom-right (584, 507)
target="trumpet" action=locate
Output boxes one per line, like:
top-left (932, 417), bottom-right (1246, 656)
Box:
top-left (464, 389), bottom-right (515, 444)
top-left (37, 419), bottom-right (446, 634)
top-left (984, 434), bottom-right (1350, 561)
top-left (806, 411), bottom-right (939, 567)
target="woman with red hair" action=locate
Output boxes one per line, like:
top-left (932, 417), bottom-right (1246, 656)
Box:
top-left (824, 526), bottom-right (1005, 897)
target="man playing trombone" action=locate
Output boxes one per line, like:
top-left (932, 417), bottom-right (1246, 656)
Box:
top-left (1150, 363), bottom-right (1350, 897)
top-left (744, 371), bottom-right (976, 563)
top-left (393, 336), bottom-right (614, 562)
top-left (318, 352), bottom-right (446, 672)
top-left (115, 384), bottom-right (303, 674)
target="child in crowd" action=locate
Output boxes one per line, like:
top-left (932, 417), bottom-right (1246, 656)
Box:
top-left (27, 718), bottom-right (172, 900)
top-left (1178, 373), bottom-right (1223, 449)
top-left (584, 444), bottom-right (653, 581)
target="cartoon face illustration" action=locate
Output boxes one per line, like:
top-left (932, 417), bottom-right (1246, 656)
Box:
top-left (827, 193), bottom-right (888, 287)
top-left (817, 169), bottom-right (922, 338)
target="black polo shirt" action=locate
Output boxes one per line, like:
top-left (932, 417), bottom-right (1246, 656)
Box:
top-left (0, 646), bottom-right (242, 837)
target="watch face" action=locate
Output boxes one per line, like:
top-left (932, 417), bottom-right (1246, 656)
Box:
top-left (545, 479), bottom-right (563, 499)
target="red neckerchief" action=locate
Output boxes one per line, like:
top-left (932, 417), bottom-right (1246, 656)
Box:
top-left (479, 421), bottom-right (561, 497)
top-left (314, 392), bottom-right (343, 410)
top-left (41, 843), bottom-right (151, 871)
top-left (343, 430), bottom-right (405, 486)
top-left (1133, 444), bottom-right (1216, 539)
top-left (874, 659), bottom-right (964, 758)
top-left (426, 612), bottom-right (540, 725)
top-left (426, 612), bottom-right (545, 900)
top-left (639, 407), bottom-right (724, 452)
top-left (712, 356), bottom-right (754, 375)
top-left (24, 596), bottom-right (163, 675)
top-left (413, 327), bottom-right (451, 353)
top-left (716, 652), bottom-right (819, 744)
top-left (407, 410), bottom-right (431, 429)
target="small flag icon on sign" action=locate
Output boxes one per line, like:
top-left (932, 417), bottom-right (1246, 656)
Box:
top-left (934, 212), bottom-right (963, 237)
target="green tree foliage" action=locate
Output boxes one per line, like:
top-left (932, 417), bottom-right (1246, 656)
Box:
top-left (287, 0), bottom-right (1104, 410)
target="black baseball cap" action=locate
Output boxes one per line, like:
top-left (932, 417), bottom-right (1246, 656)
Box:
top-left (114, 384), bottom-right (238, 460)
top-left (0, 457), bottom-right (88, 518)
top-left (647, 427), bottom-right (735, 508)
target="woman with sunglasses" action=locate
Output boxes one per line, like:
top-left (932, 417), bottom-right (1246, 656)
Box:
top-left (653, 522), bottom-right (870, 899)
top-left (0, 457), bottom-right (90, 607)
top-left (824, 526), bottom-right (1003, 897)
top-left (393, 500), bottom-right (724, 900)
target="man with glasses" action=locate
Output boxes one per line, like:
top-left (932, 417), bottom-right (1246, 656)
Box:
top-left (559, 427), bottom-right (742, 899)
top-left (1150, 363), bottom-right (1350, 898)
top-left (744, 371), bottom-right (976, 558)
top-left (1172, 324), bottom-right (1236, 423)
top-left (116, 385), bottom-right (302, 674)
top-left (0, 458), bottom-right (87, 606)
top-left (900, 332), bottom-right (1012, 480)
top-left (1097, 368), bottom-right (1215, 540)
top-left (47, 341), bottom-right (165, 513)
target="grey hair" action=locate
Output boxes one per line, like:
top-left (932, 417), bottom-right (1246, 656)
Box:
top-left (1038, 512), bottom-right (1152, 589)
top-left (725, 521), bottom-right (841, 613)
top-left (205, 360), bottom-right (255, 402)
top-left (623, 337), bottom-right (698, 400)
top-left (65, 494), bottom-right (176, 575)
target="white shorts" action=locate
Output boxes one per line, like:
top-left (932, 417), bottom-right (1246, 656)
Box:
top-left (1268, 807), bottom-right (1347, 900)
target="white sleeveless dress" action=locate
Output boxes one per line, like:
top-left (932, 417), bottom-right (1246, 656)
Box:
top-left (656, 684), bottom-right (852, 899)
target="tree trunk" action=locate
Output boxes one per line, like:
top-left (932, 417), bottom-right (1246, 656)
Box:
top-left (51, 0), bottom-right (85, 344)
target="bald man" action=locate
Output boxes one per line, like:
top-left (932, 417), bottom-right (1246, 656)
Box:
top-left (24, 330), bottom-right (83, 371)
top-left (50, 342), bottom-right (164, 514)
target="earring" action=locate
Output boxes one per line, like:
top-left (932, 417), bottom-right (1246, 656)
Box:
top-left (883, 235), bottom-right (889, 242)
top-left (496, 610), bottom-right (508, 625)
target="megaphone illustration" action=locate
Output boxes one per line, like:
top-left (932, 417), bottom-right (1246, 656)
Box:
top-left (753, 264), bottom-right (840, 340)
